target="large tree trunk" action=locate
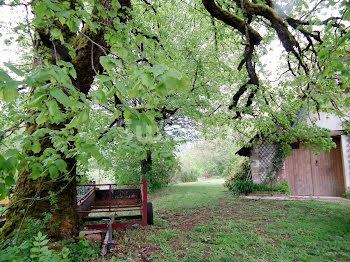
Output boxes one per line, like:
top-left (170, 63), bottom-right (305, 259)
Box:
top-left (1, 155), bottom-right (78, 239)
top-left (1, 0), bottom-right (131, 240)
top-left (141, 150), bottom-right (153, 176)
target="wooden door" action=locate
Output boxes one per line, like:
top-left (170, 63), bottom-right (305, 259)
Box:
top-left (285, 144), bottom-right (313, 195)
top-left (311, 137), bottom-right (345, 196)
top-left (285, 137), bottom-right (345, 196)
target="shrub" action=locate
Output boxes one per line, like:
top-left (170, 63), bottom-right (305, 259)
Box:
top-left (224, 157), bottom-right (251, 190)
top-left (180, 170), bottom-right (198, 183)
top-left (343, 187), bottom-right (350, 199)
top-left (226, 180), bottom-right (291, 196)
top-left (271, 181), bottom-right (291, 195)
top-left (0, 218), bottom-right (99, 262)
top-left (224, 157), bottom-right (251, 182)
top-left (226, 180), bottom-right (257, 195)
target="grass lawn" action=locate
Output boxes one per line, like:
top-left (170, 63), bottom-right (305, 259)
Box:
top-left (108, 178), bottom-right (350, 262)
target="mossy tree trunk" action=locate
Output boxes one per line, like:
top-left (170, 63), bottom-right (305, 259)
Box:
top-left (1, 154), bottom-right (78, 239)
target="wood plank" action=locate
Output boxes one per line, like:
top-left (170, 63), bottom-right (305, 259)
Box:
top-left (101, 216), bottom-right (115, 256)
top-left (285, 144), bottom-right (313, 195)
top-left (311, 137), bottom-right (345, 196)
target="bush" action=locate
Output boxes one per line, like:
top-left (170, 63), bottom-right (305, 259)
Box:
top-left (180, 170), bottom-right (198, 183)
top-left (343, 187), bottom-right (350, 199)
top-left (224, 157), bottom-right (251, 189)
top-left (226, 180), bottom-right (257, 195)
top-left (0, 217), bottom-right (99, 262)
top-left (225, 180), bottom-right (291, 196)
top-left (224, 157), bottom-right (251, 182)
top-left (271, 181), bottom-right (291, 195)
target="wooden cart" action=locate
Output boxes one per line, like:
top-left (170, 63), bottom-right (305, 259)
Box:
top-left (77, 179), bottom-right (153, 229)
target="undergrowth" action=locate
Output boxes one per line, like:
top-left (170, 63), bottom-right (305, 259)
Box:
top-left (225, 180), bottom-right (291, 195)
top-left (0, 215), bottom-right (99, 262)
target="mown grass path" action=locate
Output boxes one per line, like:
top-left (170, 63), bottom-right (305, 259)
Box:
top-left (109, 178), bottom-right (350, 262)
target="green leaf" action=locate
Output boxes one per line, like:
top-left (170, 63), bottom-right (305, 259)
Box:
top-left (40, 239), bottom-right (49, 246)
top-left (150, 64), bottom-right (167, 77)
top-left (4, 62), bottom-right (25, 77)
top-left (94, 89), bottom-right (107, 104)
top-left (0, 183), bottom-right (7, 200)
top-left (51, 28), bottom-right (64, 43)
top-left (29, 93), bottom-right (48, 108)
top-left (66, 116), bottom-right (79, 128)
top-left (54, 159), bottom-right (67, 173)
top-left (112, 0), bottom-right (121, 10)
top-left (35, 2), bottom-right (48, 16)
top-left (140, 72), bottom-right (153, 88)
top-left (36, 111), bottom-right (49, 125)
top-left (100, 56), bottom-right (119, 71)
top-left (50, 88), bottom-right (75, 108)
top-left (67, 17), bottom-right (80, 32)
top-left (344, 10), bottom-right (350, 20)
top-left (0, 84), bottom-right (19, 102)
top-left (166, 68), bottom-right (182, 80)
top-left (135, 34), bottom-right (143, 43)
top-left (155, 82), bottom-right (167, 97)
top-left (50, 66), bottom-right (72, 84)
top-left (32, 139), bottom-right (42, 154)
top-left (69, 67), bottom-right (77, 79)
top-left (49, 165), bottom-right (59, 179)
top-left (0, 69), bottom-right (12, 81)
top-left (0, 155), bottom-right (6, 170)
top-left (33, 128), bottom-right (50, 138)
top-left (4, 149), bottom-right (19, 158)
top-left (30, 163), bottom-right (43, 179)
top-left (5, 176), bottom-right (15, 187)
top-left (46, 99), bottom-right (65, 123)
top-left (79, 108), bottom-right (89, 123)
top-left (118, 48), bottom-right (128, 60)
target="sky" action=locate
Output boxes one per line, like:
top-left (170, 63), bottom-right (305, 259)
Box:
top-left (0, 5), bottom-right (27, 66)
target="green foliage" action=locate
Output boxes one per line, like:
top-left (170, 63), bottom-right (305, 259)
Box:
top-left (342, 187), bottom-right (350, 199)
top-left (224, 157), bottom-right (251, 182)
top-left (59, 237), bottom-right (99, 262)
top-left (0, 219), bottom-right (99, 262)
top-left (224, 154), bottom-right (290, 195)
top-left (179, 170), bottom-right (198, 183)
top-left (271, 181), bottom-right (291, 195)
top-left (226, 180), bottom-right (256, 195)
top-left (178, 139), bottom-right (240, 179)
top-left (0, 0), bottom-right (349, 241)
top-left (224, 157), bottom-right (251, 193)
top-left (225, 179), bottom-right (291, 196)
top-left (30, 232), bottom-right (69, 262)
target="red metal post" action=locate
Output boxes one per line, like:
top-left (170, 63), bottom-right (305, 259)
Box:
top-left (109, 184), bottom-right (112, 212)
top-left (142, 179), bottom-right (147, 226)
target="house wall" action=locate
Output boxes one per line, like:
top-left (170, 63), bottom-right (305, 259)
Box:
top-left (307, 112), bottom-right (343, 131)
top-left (249, 111), bottom-right (347, 194)
top-left (250, 141), bottom-right (286, 186)
top-left (250, 147), bottom-right (262, 184)
top-left (341, 135), bottom-right (350, 190)
top-left (251, 136), bottom-right (348, 195)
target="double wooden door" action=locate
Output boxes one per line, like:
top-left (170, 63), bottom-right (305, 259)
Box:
top-left (284, 137), bottom-right (345, 196)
